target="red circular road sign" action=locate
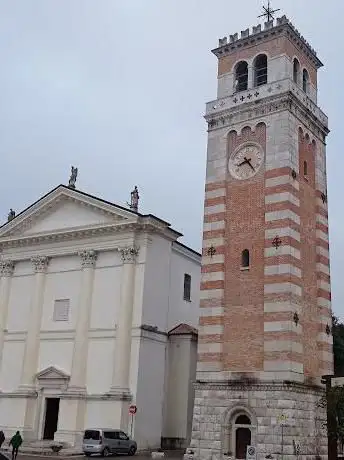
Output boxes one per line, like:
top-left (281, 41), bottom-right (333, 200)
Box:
top-left (129, 405), bottom-right (137, 415)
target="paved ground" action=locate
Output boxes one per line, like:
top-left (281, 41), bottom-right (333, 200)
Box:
top-left (13, 452), bottom-right (184, 460)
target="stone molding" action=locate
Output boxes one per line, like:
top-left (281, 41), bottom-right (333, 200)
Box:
top-left (0, 222), bottom-right (175, 251)
top-left (0, 260), bottom-right (15, 277)
top-left (31, 256), bottom-right (50, 273)
top-left (194, 379), bottom-right (325, 395)
top-left (0, 390), bottom-right (132, 401)
top-left (78, 250), bottom-right (98, 268)
top-left (119, 246), bottom-right (139, 263)
top-left (206, 92), bottom-right (329, 141)
top-left (36, 366), bottom-right (70, 391)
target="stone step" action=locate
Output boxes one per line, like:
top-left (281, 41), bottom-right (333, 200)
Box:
top-left (1, 445), bottom-right (83, 456)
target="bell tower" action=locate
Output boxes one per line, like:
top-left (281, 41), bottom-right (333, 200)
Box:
top-left (189, 12), bottom-right (332, 460)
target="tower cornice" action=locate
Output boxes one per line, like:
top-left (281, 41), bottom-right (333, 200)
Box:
top-left (205, 90), bottom-right (329, 141)
top-left (212, 16), bottom-right (323, 69)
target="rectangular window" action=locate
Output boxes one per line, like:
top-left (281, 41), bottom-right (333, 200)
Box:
top-left (53, 299), bottom-right (70, 322)
top-left (183, 274), bottom-right (191, 301)
top-left (83, 430), bottom-right (101, 441)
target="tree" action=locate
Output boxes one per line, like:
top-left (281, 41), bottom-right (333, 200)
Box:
top-left (332, 315), bottom-right (344, 377)
top-left (319, 385), bottom-right (344, 457)
top-left (321, 315), bottom-right (344, 459)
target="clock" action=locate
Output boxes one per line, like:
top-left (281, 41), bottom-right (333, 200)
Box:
top-left (228, 143), bottom-right (264, 180)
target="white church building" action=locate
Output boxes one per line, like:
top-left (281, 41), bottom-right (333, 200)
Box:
top-left (0, 182), bottom-right (201, 450)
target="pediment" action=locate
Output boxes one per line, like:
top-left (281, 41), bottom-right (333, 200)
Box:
top-left (0, 185), bottom-right (138, 239)
top-left (36, 366), bottom-right (70, 381)
top-left (168, 323), bottom-right (198, 336)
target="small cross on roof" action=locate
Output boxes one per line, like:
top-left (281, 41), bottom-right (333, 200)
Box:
top-left (258, 1), bottom-right (280, 22)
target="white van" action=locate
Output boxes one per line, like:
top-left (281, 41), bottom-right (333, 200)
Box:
top-left (82, 429), bottom-right (137, 457)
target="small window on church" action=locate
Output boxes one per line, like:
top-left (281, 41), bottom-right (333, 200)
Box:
top-left (254, 54), bottom-right (268, 87)
top-left (304, 160), bottom-right (308, 176)
top-left (293, 58), bottom-right (300, 84)
top-left (241, 249), bottom-right (250, 268)
top-left (303, 69), bottom-right (309, 94)
top-left (183, 274), bottom-right (191, 301)
top-left (53, 299), bottom-right (70, 321)
top-left (235, 61), bottom-right (248, 92)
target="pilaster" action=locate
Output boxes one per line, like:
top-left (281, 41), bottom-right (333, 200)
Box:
top-left (110, 246), bottom-right (139, 403)
top-left (68, 250), bottom-right (98, 392)
top-left (0, 260), bottom-right (15, 380)
top-left (19, 255), bottom-right (49, 442)
top-left (55, 250), bottom-right (97, 446)
top-left (20, 256), bottom-right (50, 390)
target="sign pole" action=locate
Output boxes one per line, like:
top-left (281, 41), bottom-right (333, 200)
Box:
top-left (128, 404), bottom-right (137, 439)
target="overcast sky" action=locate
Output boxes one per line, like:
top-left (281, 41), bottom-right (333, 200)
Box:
top-left (0, 0), bottom-right (342, 316)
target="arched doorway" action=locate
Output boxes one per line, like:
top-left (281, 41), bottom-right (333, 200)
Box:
top-left (234, 414), bottom-right (252, 459)
top-left (222, 406), bottom-right (257, 459)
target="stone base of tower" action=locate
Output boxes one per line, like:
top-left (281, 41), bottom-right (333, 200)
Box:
top-left (185, 380), bottom-right (327, 460)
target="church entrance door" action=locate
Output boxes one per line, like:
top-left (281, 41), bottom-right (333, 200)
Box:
top-left (43, 398), bottom-right (60, 440)
top-left (235, 427), bottom-right (251, 459)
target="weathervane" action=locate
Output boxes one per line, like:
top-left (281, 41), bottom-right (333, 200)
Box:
top-left (258, 1), bottom-right (280, 22)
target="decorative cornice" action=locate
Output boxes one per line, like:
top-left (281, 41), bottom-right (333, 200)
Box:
top-left (31, 255), bottom-right (50, 273)
top-left (194, 380), bottom-right (325, 395)
top-left (206, 91), bottom-right (329, 142)
top-left (0, 222), bottom-right (173, 251)
top-left (0, 260), bottom-right (15, 277)
top-left (212, 16), bottom-right (322, 69)
top-left (78, 250), bottom-right (98, 268)
top-left (119, 246), bottom-right (139, 263)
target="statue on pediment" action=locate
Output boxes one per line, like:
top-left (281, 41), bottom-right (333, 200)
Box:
top-left (130, 186), bottom-right (139, 213)
top-left (7, 209), bottom-right (15, 222)
top-left (68, 166), bottom-right (78, 189)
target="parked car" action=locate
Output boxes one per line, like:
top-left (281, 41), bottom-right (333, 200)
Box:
top-left (83, 429), bottom-right (137, 457)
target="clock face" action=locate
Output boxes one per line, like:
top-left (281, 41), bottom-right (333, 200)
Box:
top-left (228, 143), bottom-right (264, 180)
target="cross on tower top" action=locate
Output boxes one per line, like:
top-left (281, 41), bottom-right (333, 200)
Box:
top-left (258, 1), bottom-right (280, 22)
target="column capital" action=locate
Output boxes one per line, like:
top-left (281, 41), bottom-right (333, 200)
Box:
top-left (119, 246), bottom-right (139, 263)
top-left (78, 250), bottom-right (98, 268)
top-left (0, 260), bottom-right (15, 277)
top-left (31, 256), bottom-right (50, 273)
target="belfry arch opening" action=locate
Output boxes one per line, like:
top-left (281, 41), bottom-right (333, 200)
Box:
top-left (253, 54), bottom-right (268, 87)
top-left (303, 68), bottom-right (310, 93)
top-left (293, 58), bottom-right (300, 84)
top-left (235, 61), bottom-right (248, 92)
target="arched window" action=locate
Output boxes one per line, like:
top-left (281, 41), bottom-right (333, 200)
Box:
top-left (254, 54), bottom-right (268, 87)
top-left (303, 68), bottom-right (309, 93)
top-left (236, 415), bottom-right (251, 425)
top-left (304, 160), bottom-right (308, 176)
top-left (235, 61), bottom-right (248, 92)
top-left (293, 58), bottom-right (300, 84)
top-left (241, 249), bottom-right (250, 268)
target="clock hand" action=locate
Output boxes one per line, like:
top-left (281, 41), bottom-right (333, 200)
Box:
top-left (238, 157), bottom-right (250, 167)
top-left (246, 158), bottom-right (255, 172)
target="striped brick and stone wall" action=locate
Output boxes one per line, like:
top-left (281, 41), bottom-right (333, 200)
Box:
top-left (188, 16), bottom-right (331, 460)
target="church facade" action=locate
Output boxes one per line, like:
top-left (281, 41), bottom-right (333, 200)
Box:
top-left (188, 13), bottom-right (332, 460)
top-left (0, 184), bottom-right (201, 450)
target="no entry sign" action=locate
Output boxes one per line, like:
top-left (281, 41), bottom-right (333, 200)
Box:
top-left (129, 404), bottom-right (137, 415)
